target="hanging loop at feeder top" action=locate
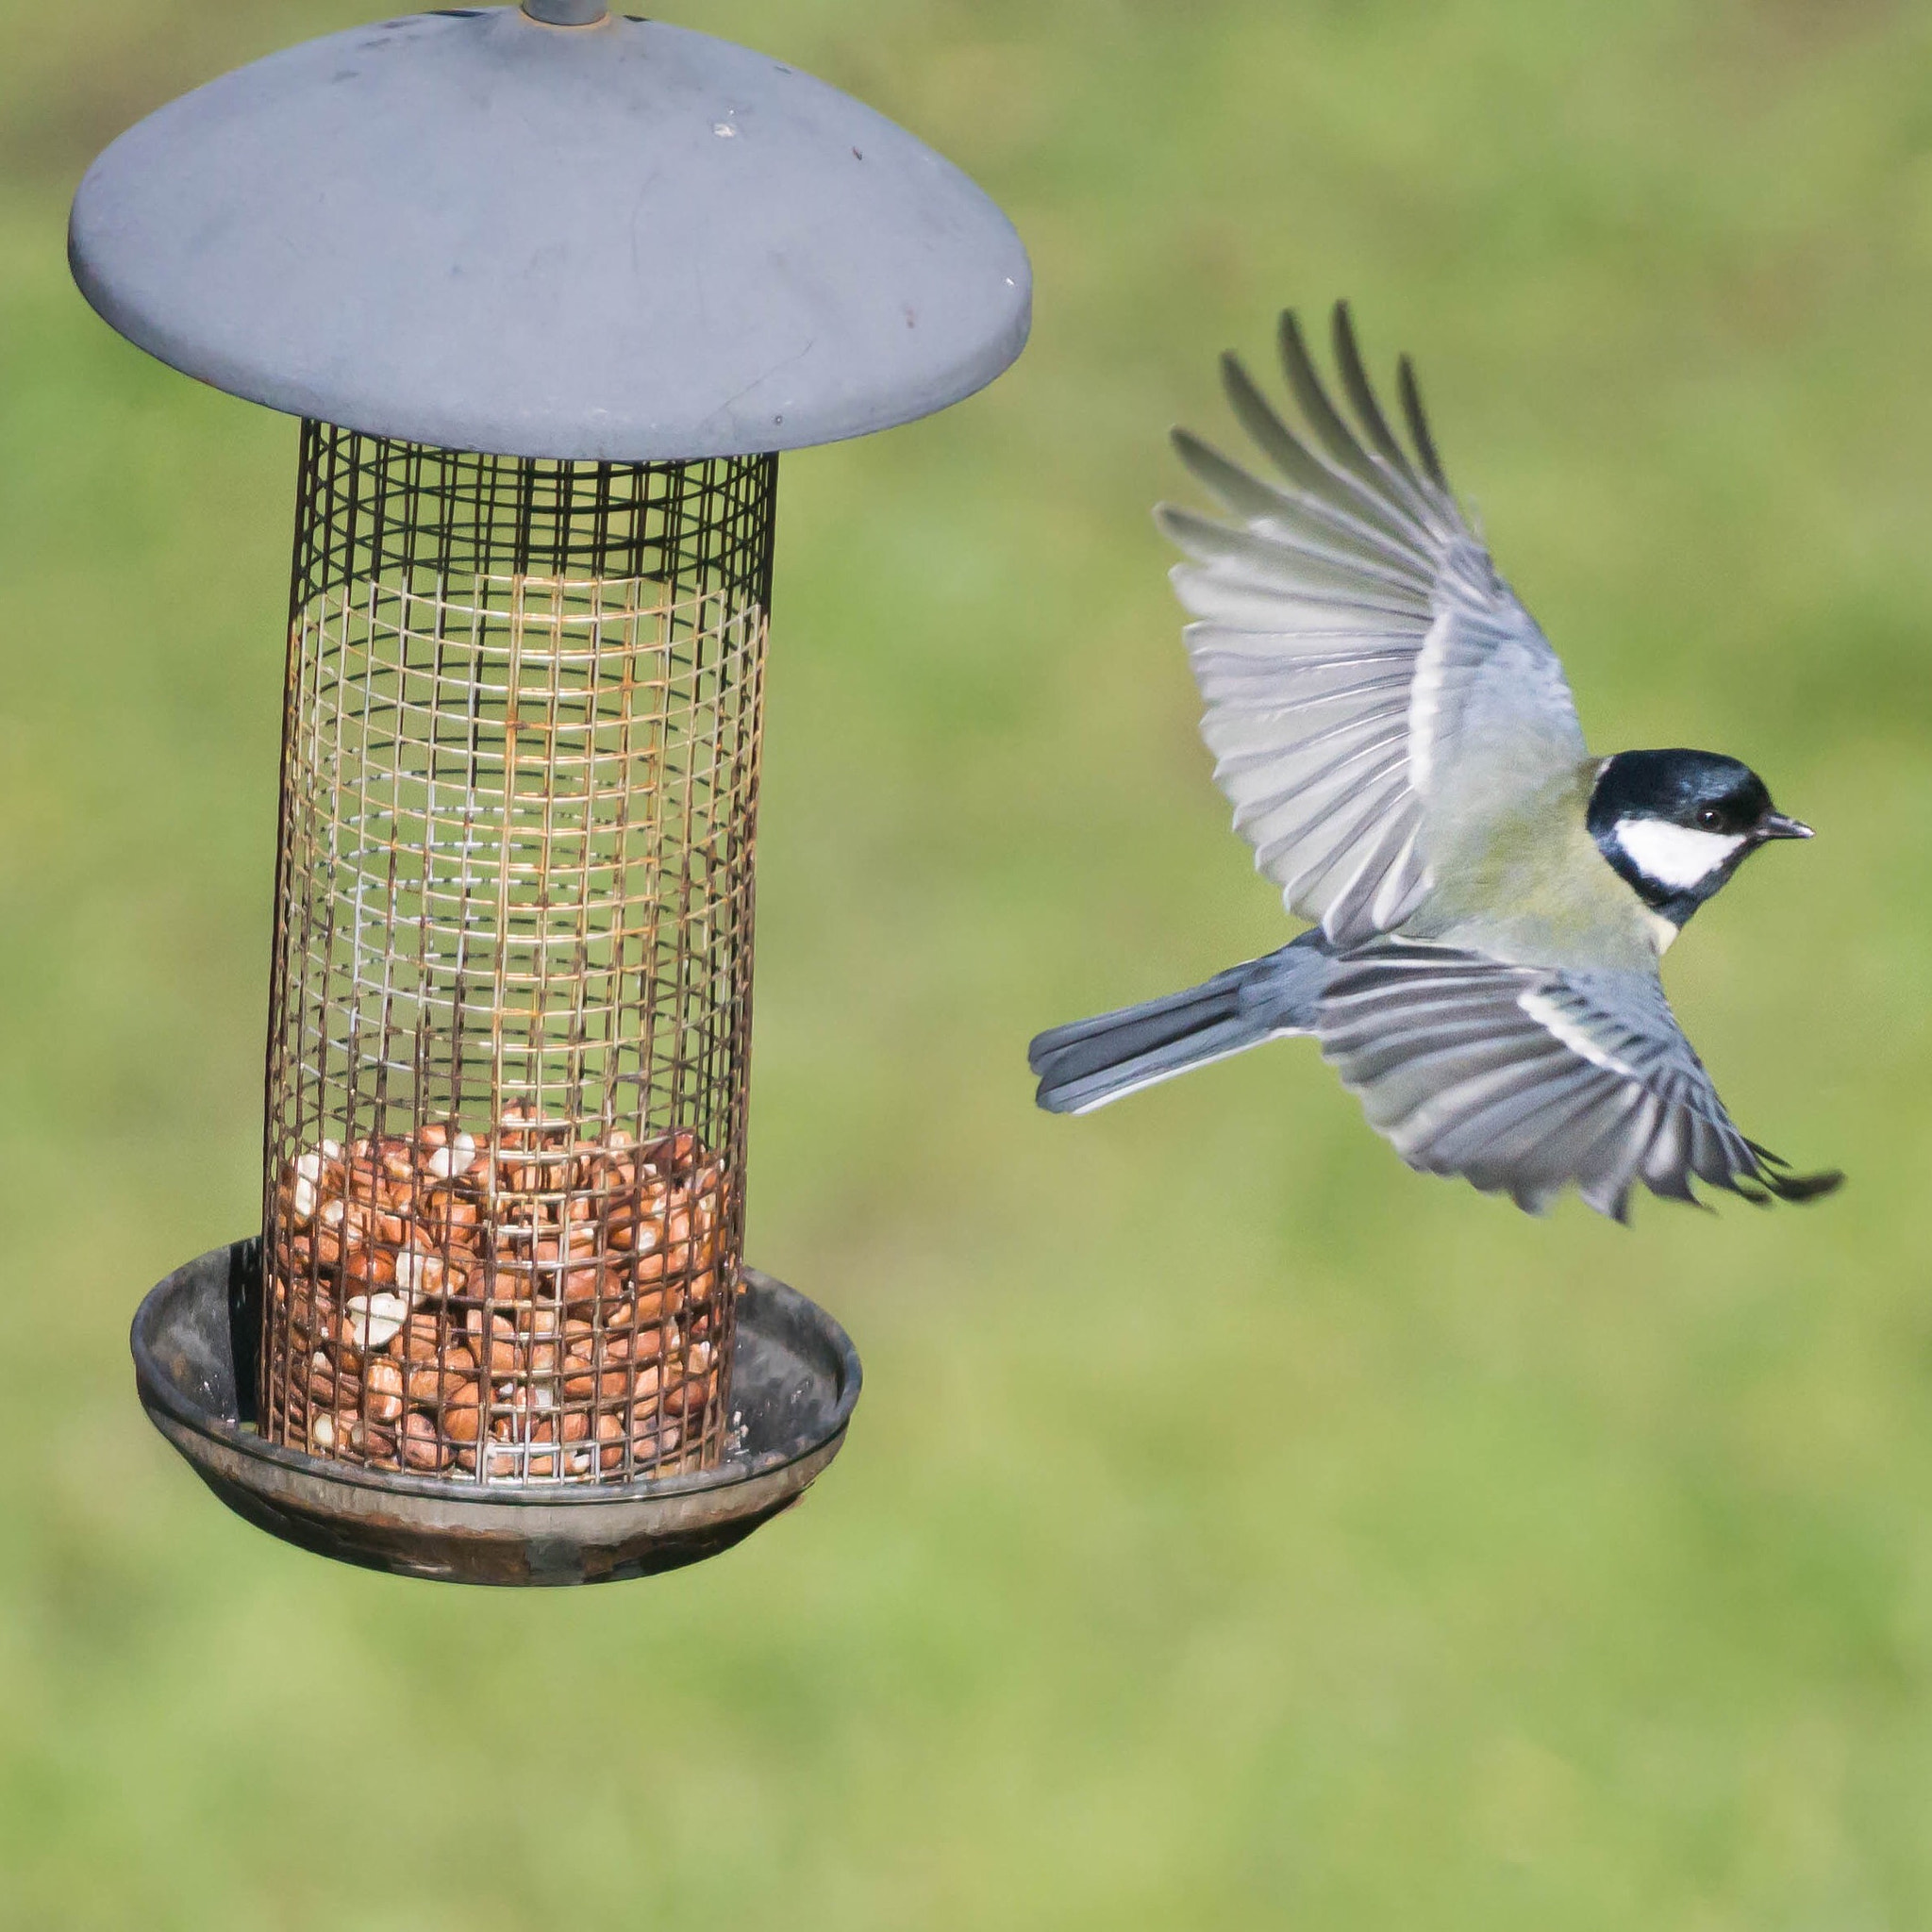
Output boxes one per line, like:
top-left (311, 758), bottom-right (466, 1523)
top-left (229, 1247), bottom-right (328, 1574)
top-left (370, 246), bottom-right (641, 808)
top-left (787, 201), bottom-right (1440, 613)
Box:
top-left (522, 0), bottom-right (608, 24)
top-left (67, 7), bottom-right (1029, 461)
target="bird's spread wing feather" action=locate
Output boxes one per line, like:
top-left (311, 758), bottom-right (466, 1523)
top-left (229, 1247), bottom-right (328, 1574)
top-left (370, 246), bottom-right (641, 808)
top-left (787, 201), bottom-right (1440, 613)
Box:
top-left (1160, 304), bottom-right (1589, 947)
top-left (1315, 940), bottom-right (1842, 1219)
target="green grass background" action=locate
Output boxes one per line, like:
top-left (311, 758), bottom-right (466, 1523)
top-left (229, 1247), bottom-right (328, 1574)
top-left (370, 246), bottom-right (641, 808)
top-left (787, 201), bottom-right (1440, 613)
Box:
top-left (4, 1), bottom-right (1931, 1924)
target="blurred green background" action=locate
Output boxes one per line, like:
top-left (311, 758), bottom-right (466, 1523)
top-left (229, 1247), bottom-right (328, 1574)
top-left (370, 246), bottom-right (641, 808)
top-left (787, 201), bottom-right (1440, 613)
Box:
top-left (4, 1), bottom-right (1931, 1925)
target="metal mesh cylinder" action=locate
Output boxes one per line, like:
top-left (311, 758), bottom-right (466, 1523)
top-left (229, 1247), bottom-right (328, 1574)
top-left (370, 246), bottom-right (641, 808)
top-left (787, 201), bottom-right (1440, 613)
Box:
top-left (259, 423), bottom-right (774, 1482)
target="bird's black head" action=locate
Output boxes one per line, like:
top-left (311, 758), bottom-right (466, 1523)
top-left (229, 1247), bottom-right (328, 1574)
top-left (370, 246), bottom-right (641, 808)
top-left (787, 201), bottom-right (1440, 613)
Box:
top-left (1588, 748), bottom-right (1811, 929)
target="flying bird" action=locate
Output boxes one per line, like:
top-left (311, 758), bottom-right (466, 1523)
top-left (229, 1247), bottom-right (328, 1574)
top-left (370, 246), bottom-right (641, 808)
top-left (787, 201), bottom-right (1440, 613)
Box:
top-left (1027, 304), bottom-right (1840, 1219)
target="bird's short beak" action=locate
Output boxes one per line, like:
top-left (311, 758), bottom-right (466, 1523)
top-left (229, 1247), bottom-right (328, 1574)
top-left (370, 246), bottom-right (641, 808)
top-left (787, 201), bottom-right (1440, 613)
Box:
top-left (1759, 812), bottom-right (1813, 841)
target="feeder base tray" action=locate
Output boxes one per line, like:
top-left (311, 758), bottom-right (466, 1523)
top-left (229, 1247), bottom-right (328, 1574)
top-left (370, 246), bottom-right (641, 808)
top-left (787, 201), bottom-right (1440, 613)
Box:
top-left (132, 1240), bottom-right (861, 1585)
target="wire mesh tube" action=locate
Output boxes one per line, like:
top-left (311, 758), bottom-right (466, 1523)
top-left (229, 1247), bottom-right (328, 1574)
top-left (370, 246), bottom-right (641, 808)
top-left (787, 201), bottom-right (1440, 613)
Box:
top-left (259, 424), bottom-right (775, 1482)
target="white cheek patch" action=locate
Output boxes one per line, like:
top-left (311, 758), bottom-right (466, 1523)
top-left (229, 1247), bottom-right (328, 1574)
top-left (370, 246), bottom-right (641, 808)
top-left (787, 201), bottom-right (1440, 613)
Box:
top-left (1613, 818), bottom-right (1745, 890)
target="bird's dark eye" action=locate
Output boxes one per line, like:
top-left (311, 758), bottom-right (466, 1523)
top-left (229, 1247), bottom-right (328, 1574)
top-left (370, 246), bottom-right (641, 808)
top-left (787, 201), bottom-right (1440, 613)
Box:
top-left (1697, 808), bottom-right (1724, 830)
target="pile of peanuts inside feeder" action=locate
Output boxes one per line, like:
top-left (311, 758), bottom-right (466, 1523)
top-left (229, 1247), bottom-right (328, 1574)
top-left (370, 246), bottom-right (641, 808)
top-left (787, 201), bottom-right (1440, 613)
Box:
top-left (268, 1109), bottom-right (732, 1479)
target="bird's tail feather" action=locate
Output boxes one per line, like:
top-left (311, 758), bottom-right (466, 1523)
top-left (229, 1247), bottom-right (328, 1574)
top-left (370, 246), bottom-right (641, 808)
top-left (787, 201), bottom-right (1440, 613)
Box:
top-left (1028, 939), bottom-right (1328, 1115)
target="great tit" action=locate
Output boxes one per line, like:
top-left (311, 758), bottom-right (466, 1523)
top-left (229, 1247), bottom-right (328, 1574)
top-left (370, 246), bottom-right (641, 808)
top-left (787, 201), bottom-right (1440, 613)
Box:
top-left (1028, 304), bottom-right (1841, 1219)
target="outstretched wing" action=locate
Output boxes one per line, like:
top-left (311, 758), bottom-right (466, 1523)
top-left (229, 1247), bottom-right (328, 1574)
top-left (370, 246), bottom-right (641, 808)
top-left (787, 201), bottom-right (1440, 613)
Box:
top-left (1160, 303), bottom-right (1588, 948)
top-left (1315, 940), bottom-right (1842, 1219)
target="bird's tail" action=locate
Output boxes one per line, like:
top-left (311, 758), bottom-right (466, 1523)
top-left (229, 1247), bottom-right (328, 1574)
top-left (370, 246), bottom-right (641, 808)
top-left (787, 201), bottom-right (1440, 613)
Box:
top-left (1028, 934), bottom-right (1331, 1115)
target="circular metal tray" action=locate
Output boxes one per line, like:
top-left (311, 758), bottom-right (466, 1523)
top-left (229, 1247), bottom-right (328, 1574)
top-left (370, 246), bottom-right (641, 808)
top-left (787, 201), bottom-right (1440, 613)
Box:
top-left (132, 1240), bottom-right (861, 1586)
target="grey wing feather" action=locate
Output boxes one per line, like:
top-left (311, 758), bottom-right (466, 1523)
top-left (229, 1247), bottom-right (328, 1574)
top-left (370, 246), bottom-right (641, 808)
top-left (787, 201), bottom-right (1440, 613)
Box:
top-left (1160, 301), bottom-right (1589, 948)
top-left (1315, 941), bottom-right (1842, 1219)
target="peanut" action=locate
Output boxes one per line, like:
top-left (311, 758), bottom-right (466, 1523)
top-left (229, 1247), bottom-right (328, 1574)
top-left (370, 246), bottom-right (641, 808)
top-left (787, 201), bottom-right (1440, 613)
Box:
top-left (559, 1260), bottom-right (608, 1305)
top-left (643, 1128), bottom-right (698, 1174)
top-left (508, 1380), bottom-right (558, 1419)
top-left (365, 1357), bottom-right (406, 1423)
top-left (400, 1411), bottom-right (447, 1472)
top-left (563, 1364), bottom-right (632, 1403)
top-left (440, 1379), bottom-right (484, 1444)
top-left (405, 1343), bottom-right (476, 1407)
top-left (305, 1348), bottom-right (361, 1408)
top-left (343, 1291), bottom-right (410, 1355)
top-left (423, 1187), bottom-right (479, 1241)
top-left (399, 1311), bottom-right (442, 1362)
top-left (423, 1129), bottom-right (476, 1182)
top-left (341, 1244), bottom-right (396, 1290)
top-left (289, 1290), bottom-right (337, 1342)
top-left (610, 1289), bottom-right (669, 1332)
top-left (464, 1308), bottom-right (522, 1376)
top-left (480, 1257), bottom-right (535, 1304)
top-left (667, 1367), bottom-right (718, 1415)
top-left (630, 1422), bottom-right (683, 1463)
top-left (391, 1246), bottom-right (455, 1297)
top-left (603, 1319), bottom-right (675, 1366)
top-left (290, 1158), bottom-right (321, 1224)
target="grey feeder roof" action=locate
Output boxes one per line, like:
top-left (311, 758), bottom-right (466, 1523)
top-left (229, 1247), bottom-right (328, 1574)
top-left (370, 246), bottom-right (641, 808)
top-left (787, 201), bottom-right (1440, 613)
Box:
top-left (67, 6), bottom-right (1031, 459)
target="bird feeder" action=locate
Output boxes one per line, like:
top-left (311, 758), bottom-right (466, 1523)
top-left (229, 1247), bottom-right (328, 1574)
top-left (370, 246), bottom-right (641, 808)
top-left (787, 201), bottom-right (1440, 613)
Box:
top-left (71, 1), bottom-right (1029, 1583)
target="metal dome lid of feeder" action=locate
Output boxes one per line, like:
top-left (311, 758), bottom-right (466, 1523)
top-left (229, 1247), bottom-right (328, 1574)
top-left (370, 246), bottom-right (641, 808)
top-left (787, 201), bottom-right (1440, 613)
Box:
top-left (67, 2), bottom-right (1032, 460)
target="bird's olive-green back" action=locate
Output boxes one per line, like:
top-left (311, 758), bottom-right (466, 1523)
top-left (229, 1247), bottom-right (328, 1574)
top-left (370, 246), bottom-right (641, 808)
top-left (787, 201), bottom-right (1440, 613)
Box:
top-left (1407, 760), bottom-right (1661, 972)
